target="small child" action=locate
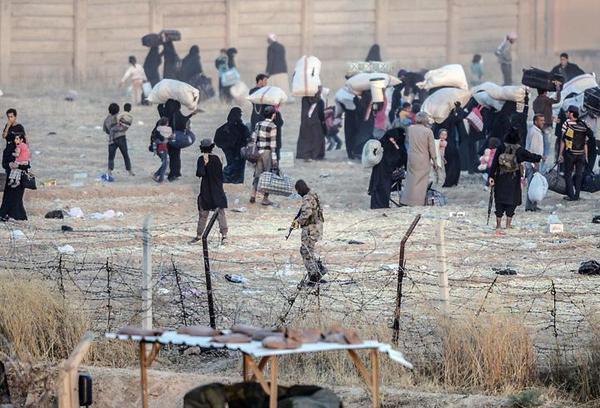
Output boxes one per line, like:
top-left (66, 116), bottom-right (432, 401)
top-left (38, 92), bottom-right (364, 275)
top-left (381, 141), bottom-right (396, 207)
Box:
top-left (397, 102), bottom-right (413, 129)
top-left (151, 117), bottom-right (171, 183)
top-left (103, 102), bottom-right (134, 179)
top-left (8, 134), bottom-right (31, 188)
top-left (118, 103), bottom-right (134, 130)
top-left (324, 106), bottom-right (342, 151)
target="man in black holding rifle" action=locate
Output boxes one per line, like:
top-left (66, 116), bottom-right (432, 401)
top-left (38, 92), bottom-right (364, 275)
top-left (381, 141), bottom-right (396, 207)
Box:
top-left (289, 180), bottom-right (325, 286)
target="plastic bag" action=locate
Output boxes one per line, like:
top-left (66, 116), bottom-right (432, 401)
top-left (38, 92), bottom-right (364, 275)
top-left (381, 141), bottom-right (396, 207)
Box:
top-left (528, 172), bottom-right (549, 202)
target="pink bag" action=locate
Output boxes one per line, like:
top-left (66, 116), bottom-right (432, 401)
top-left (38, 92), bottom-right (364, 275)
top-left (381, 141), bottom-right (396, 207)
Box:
top-left (466, 105), bottom-right (484, 132)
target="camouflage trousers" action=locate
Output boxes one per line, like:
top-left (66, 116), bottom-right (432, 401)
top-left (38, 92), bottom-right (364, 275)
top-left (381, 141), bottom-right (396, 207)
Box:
top-left (300, 224), bottom-right (322, 281)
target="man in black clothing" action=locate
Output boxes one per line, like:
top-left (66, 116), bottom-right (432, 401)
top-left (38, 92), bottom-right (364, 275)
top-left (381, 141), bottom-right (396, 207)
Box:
top-left (265, 33), bottom-right (290, 95)
top-left (559, 106), bottom-right (590, 201)
top-left (551, 53), bottom-right (585, 82)
top-left (249, 73), bottom-right (269, 131)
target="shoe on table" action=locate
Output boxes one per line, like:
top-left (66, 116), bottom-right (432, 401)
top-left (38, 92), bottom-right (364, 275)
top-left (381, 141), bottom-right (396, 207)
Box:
top-left (189, 237), bottom-right (201, 244)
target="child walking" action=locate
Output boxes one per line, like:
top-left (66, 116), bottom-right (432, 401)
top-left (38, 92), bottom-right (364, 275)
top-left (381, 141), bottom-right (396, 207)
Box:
top-left (103, 102), bottom-right (134, 180)
top-left (8, 134), bottom-right (31, 187)
top-left (151, 117), bottom-right (171, 183)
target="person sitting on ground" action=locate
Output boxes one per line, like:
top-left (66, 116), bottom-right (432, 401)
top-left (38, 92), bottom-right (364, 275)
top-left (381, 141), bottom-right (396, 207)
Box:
top-left (190, 138), bottom-right (228, 245)
top-left (558, 105), bottom-right (592, 201)
top-left (7, 134), bottom-right (30, 188)
top-left (291, 179), bottom-right (325, 286)
top-left (525, 114), bottom-right (546, 212)
top-left (489, 128), bottom-right (542, 233)
top-left (250, 105), bottom-right (278, 206)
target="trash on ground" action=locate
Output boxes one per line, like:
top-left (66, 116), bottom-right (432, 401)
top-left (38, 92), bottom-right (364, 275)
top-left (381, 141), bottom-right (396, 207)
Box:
top-left (61, 225), bottom-right (73, 232)
top-left (89, 210), bottom-right (123, 220)
top-left (65, 90), bottom-right (78, 101)
top-left (225, 274), bottom-right (248, 284)
top-left (348, 240), bottom-right (365, 245)
top-left (67, 207), bottom-right (84, 218)
top-left (320, 173), bottom-right (330, 178)
top-left (547, 214), bottom-right (563, 234)
top-left (58, 244), bottom-right (75, 254)
top-left (592, 215), bottom-right (600, 224)
top-left (45, 210), bottom-right (64, 219)
top-left (578, 260), bottom-right (600, 276)
top-left (231, 207), bottom-right (247, 213)
top-left (10, 230), bottom-right (26, 240)
top-left (100, 174), bottom-right (115, 182)
top-left (73, 172), bottom-right (88, 179)
top-left (494, 267), bottom-right (517, 275)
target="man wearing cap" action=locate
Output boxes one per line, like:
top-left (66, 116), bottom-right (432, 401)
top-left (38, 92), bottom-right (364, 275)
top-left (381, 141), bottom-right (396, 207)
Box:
top-left (495, 33), bottom-right (517, 85)
top-left (559, 106), bottom-right (591, 201)
top-left (265, 33), bottom-right (290, 96)
top-left (190, 138), bottom-right (228, 244)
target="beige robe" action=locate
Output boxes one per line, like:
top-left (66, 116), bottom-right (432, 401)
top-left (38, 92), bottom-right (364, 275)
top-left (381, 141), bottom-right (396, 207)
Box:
top-left (400, 124), bottom-right (437, 206)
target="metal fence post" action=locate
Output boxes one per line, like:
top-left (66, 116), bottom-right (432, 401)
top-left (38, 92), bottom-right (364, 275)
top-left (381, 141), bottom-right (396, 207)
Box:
top-left (202, 211), bottom-right (219, 329)
top-left (436, 220), bottom-right (449, 313)
top-left (142, 215), bottom-right (153, 331)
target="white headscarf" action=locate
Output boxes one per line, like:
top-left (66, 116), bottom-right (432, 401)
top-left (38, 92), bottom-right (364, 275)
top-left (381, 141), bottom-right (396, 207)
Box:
top-left (268, 33), bottom-right (277, 42)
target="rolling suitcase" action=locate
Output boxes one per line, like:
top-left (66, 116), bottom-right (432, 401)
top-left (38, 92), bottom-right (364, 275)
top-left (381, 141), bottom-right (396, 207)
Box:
top-left (160, 29), bottom-right (181, 42)
top-left (521, 67), bottom-right (562, 91)
top-left (141, 33), bottom-right (161, 47)
top-left (583, 87), bottom-right (600, 115)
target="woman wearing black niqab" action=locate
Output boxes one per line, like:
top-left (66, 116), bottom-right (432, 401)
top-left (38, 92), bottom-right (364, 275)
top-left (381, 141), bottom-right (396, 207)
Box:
top-left (143, 46), bottom-right (162, 87)
top-left (180, 45), bottom-right (203, 84)
top-left (0, 109), bottom-right (28, 221)
top-left (161, 38), bottom-right (180, 79)
top-left (296, 93), bottom-right (326, 161)
top-left (214, 107), bottom-right (250, 184)
top-left (366, 44), bottom-right (382, 62)
top-left (368, 128), bottom-right (407, 209)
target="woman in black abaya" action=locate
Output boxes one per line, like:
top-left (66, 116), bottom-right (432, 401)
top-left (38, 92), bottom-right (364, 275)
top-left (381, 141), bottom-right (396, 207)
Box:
top-left (0, 109), bottom-right (28, 221)
top-left (161, 39), bottom-right (180, 80)
top-left (368, 128), bottom-right (407, 209)
top-left (214, 107), bottom-right (250, 184)
top-left (179, 45), bottom-right (203, 84)
top-left (143, 46), bottom-right (161, 87)
top-left (296, 93), bottom-right (326, 161)
top-left (365, 44), bottom-right (382, 62)
top-left (353, 91), bottom-right (376, 159)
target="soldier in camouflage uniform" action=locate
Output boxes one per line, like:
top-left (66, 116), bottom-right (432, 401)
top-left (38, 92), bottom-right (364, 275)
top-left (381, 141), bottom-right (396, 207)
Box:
top-left (292, 180), bottom-right (325, 285)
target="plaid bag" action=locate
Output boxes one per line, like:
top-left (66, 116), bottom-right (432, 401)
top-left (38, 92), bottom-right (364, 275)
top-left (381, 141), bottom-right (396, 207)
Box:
top-left (425, 187), bottom-right (447, 206)
top-left (258, 171), bottom-right (294, 197)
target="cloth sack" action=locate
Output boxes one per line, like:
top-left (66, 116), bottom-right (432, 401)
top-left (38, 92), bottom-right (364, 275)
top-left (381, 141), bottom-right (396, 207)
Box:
top-left (417, 64), bottom-right (468, 90)
top-left (142, 33), bottom-right (161, 47)
top-left (472, 82), bottom-right (526, 102)
top-left (258, 171), bottom-right (294, 197)
top-left (528, 172), bottom-right (549, 202)
top-left (346, 73), bottom-right (400, 92)
top-left (168, 130), bottom-right (196, 149)
top-left (147, 79), bottom-right (200, 111)
top-left (473, 91), bottom-right (505, 111)
top-left (560, 74), bottom-right (598, 102)
top-left (335, 86), bottom-right (356, 110)
top-left (361, 139), bottom-right (383, 168)
top-left (292, 55), bottom-right (322, 97)
top-left (220, 67), bottom-right (241, 87)
top-left (421, 88), bottom-right (472, 123)
top-left (247, 86), bottom-right (287, 106)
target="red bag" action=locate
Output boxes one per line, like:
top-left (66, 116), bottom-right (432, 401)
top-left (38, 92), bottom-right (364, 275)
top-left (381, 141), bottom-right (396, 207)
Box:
top-left (466, 105), bottom-right (484, 132)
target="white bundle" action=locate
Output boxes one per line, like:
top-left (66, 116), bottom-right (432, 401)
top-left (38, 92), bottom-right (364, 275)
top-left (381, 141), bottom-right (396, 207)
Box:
top-left (346, 73), bottom-right (401, 92)
top-left (421, 88), bottom-right (472, 124)
top-left (361, 139), bottom-right (383, 168)
top-left (247, 86), bottom-right (288, 106)
top-left (473, 91), bottom-right (505, 111)
top-left (528, 172), bottom-right (549, 203)
top-left (417, 64), bottom-right (468, 90)
top-left (292, 55), bottom-right (322, 97)
top-left (555, 74), bottom-right (598, 112)
top-left (472, 82), bottom-right (526, 102)
top-left (147, 79), bottom-right (200, 111)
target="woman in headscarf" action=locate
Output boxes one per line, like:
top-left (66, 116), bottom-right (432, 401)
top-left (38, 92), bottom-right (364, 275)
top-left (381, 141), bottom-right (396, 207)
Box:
top-left (400, 112), bottom-right (439, 206)
top-left (161, 35), bottom-right (180, 79)
top-left (214, 107), bottom-right (250, 184)
top-left (368, 127), bottom-right (407, 209)
top-left (179, 45), bottom-right (203, 84)
top-left (296, 90), bottom-right (326, 161)
top-left (143, 46), bottom-right (161, 87)
top-left (432, 103), bottom-right (466, 187)
top-left (353, 90), bottom-right (376, 158)
top-left (365, 44), bottom-right (382, 62)
top-left (162, 99), bottom-right (195, 181)
top-left (0, 109), bottom-right (28, 221)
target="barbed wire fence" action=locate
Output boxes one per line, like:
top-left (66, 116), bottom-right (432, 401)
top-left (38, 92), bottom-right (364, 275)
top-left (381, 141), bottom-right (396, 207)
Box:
top-left (0, 213), bottom-right (599, 366)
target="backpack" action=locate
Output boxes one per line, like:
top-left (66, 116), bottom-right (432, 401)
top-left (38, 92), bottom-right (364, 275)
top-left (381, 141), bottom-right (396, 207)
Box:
top-left (498, 143), bottom-right (519, 174)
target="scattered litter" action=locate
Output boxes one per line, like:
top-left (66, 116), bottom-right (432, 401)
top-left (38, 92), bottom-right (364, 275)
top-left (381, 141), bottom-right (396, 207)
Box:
top-left (234, 198), bottom-right (240, 205)
top-left (70, 182), bottom-right (85, 187)
top-left (100, 174), bottom-right (115, 182)
top-left (79, 154), bottom-right (86, 158)
top-left (348, 240), bottom-right (364, 245)
top-left (43, 179), bottom-right (57, 187)
top-left (494, 267), bottom-right (517, 276)
top-left (47, 132), bottom-right (56, 136)
top-left (319, 173), bottom-right (330, 178)
top-left (45, 210), bottom-right (64, 219)
top-left (34, 150), bottom-right (41, 155)
top-left (578, 260), bottom-right (600, 276)
top-left (10, 230), bottom-right (26, 240)
top-left (137, 121), bottom-right (144, 126)
top-left (58, 244), bottom-right (75, 255)
top-left (157, 288), bottom-right (170, 295)
top-left (449, 211), bottom-right (465, 218)
top-left (225, 274), bottom-right (248, 284)
top-left (592, 215), bottom-right (600, 224)
top-left (231, 207), bottom-right (247, 213)
top-left (94, 126), bottom-right (102, 130)
top-left (73, 172), bottom-right (88, 179)
top-left (67, 207), bottom-right (84, 218)
top-left (65, 90), bottom-right (78, 101)
top-left (523, 242), bottom-right (537, 250)
top-left (61, 225), bottom-right (73, 232)
top-left (547, 214), bottom-right (563, 234)
top-left (89, 210), bottom-right (123, 220)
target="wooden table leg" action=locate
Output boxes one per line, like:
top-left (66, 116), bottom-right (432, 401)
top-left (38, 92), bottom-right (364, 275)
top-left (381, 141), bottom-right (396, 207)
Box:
top-left (243, 354), bottom-right (249, 381)
top-left (269, 356), bottom-right (278, 408)
top-left (370, 349), bottom-right (380, 408)
top-left (140, 342), bottom-right (148, 408)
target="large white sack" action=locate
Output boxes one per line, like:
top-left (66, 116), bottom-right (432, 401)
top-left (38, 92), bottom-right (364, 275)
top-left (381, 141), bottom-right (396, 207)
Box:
top-left (553, 74), bottom-right (598, 112)
top-left (147, 79), bottom-right (200, 111)
top-left (421, 88), bottom-right (472, 124)
top-left (230, 81), bottom-right (250, 101)
top-left (528, 172), bottom-right (548, 203)
top-left (247, 86), bottom-right (288, 106)
top-left (370, 78), bottom-right (387, 103)
top-left (473, 91), bottom-right (505, 111)
top-left (292, 55), bottom-right (322, 97)
top-left (335, 86), bottom-right (356, 110)
top-left (346, 73), bottom-right (400, 92)
top-left (417, 64), bottom-right (468, 90)
top-left (362, 139), bottom-right (383, 168)
top-left (472, 82), bottom-right (526, 102)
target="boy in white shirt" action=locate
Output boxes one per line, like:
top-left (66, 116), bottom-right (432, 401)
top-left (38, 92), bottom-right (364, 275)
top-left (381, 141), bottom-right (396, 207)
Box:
top-left (525, 114), bottom-right (545, 211)
top-left (120, 56), bottom-right (147, 105)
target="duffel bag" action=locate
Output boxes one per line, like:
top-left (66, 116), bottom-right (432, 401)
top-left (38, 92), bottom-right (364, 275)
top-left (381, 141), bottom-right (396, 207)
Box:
top-left (142, 33), bottom-right (161, 47)
top-left (220, 68), bottom-right (241, 87)
top-left (522, 67), bottom-right (560, 92)
top-left (582, 172), bottom-right (600, 193)
top-left (248, 86), bottom-right (287, 106)
top-left (545, 164), bottom-right (567, 195)
top-left (169, 130), bottom-right (196, 149)
top-left (240, 141), bottom-right (260, 163)
top-left (258, 171), bottom-right (294, 197)
top-left (160, 29), bottom-right (181, 42)
top-left (425, 186), bottom-right (448, 206)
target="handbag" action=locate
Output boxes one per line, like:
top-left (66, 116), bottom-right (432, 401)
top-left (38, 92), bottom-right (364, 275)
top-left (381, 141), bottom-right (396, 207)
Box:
top-left (240, 136), bottom-right (260, 163)
top-left (466, 105), bottom-right (484, 132)
top-left (220, 68), bottom-right (241, 87)
top-left (258, 171), bottom-right (294, 197)
top-left (545, 164), bottom-right (566, 195)
top-left (22, 171), bottom-right (37, 190)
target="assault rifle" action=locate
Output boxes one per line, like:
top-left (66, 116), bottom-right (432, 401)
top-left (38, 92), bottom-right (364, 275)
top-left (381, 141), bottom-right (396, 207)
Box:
top-left (285, 208), bottom-right (302, 240)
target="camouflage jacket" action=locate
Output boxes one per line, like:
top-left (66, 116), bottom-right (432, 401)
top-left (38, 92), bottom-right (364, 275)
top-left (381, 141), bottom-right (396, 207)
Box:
top-left (297, 191), bottom-right (324, 228)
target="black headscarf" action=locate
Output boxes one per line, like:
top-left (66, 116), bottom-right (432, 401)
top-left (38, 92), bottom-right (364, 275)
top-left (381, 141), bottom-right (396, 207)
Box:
top-left (366, 44), bottom-right (382, 62)
top-left (180, 45), bottom-right (203, 83)
top-left (227, 107), bottom-right (243, 125)
top-left (214, 107), bottom-right (249, 151)
top-left (226, 48), bottom-right (237, 69)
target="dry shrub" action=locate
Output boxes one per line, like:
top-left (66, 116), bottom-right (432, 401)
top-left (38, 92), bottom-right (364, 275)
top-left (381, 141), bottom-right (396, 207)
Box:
top-left (437, 314), bottom-right (536, 393)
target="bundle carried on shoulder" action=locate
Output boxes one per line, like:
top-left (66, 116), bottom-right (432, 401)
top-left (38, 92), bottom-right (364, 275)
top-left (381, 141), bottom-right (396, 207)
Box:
top-left (417, 64), bottom-right (468, 91)
top-left (335, 86), bottom-right (357, 110)
top-left (420, 88), bottom-right (472, 124)
top-left (292, 55), bottom-right (322, 97)
top-left (361, 139), bottom-right (383, 169)
top-left (473, 91), bottom-right (505, 111)
top-left (247, 86), bottom-right (287, 106)
top-left (561, 74), bottom-right (598, 99)
top-left (472, 82), bottom-right (527, 102)
top-left (345, 61), bottom-right (392, 76)
top-left (147, 79), bottom-right (200, 112)
top-left (346, 73), bottom-right (400, 92)
top-left (522, 67), bottom-right (562, 91)
top-left (142, 33), bottom-right (161, 48)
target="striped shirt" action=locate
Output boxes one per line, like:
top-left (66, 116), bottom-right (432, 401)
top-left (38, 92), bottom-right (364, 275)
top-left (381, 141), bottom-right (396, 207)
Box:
top-left (561, 119), bottom-right (589, 154)
top-left (255, 119), bottom-right (278, 160)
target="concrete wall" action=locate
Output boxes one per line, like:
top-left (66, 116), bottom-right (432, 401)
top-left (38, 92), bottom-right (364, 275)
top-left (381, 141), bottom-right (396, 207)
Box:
top-left (0, 0), bottom-right (598, 89)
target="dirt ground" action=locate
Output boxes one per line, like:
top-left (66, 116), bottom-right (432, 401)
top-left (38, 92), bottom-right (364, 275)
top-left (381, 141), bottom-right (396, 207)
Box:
top-left (1, 87), bottom-right (599, 407)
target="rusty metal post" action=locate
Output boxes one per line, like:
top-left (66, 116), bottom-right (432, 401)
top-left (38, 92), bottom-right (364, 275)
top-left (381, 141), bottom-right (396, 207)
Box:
top-left (202, 211), bottom-right (219, 328)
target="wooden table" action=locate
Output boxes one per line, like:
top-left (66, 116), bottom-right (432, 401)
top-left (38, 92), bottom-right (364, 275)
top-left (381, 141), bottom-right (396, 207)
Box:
top-left (106, 332), bottom-right (412, 408)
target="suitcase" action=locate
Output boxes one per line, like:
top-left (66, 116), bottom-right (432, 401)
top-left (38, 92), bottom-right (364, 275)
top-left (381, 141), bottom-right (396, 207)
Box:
top-left (160, 29), bottom-right (181, 42)
top-left (583, 87), bottom-right (600, 115)
top-left (521, 67), bottom-right (562, 91)
top-left (257, 171), bottom-right (294, 197)
top-left (142, 33), bottom-right (161, 47)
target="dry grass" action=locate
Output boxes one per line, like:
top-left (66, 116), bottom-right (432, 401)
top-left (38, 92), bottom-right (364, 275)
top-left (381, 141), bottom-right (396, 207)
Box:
top-left (436, 314), bottom-right (537, 393)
